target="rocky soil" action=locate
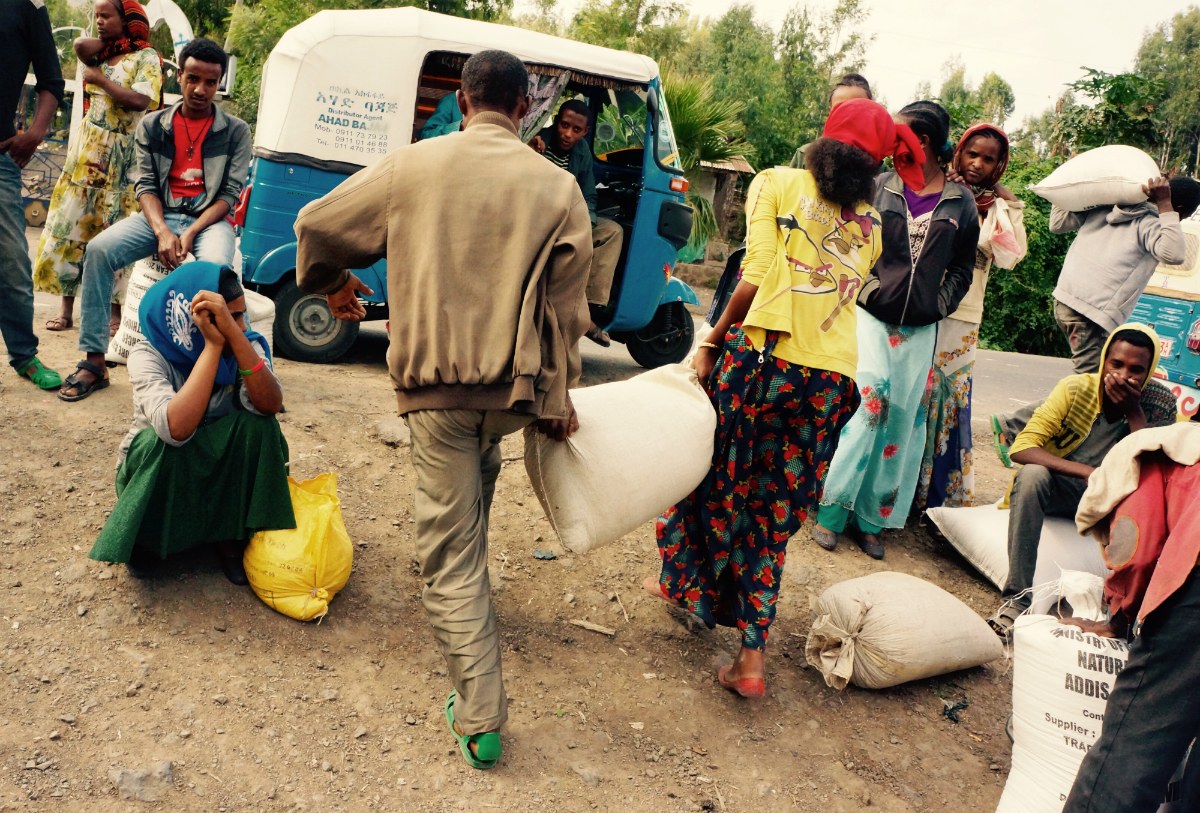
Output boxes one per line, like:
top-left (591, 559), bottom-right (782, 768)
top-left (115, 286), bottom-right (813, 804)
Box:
top-left (0, 297), bottom-right (1021, 813)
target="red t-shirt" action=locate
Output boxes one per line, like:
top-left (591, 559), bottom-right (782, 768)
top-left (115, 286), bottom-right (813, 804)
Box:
top-left (168, 110), bottom-right (213, 199)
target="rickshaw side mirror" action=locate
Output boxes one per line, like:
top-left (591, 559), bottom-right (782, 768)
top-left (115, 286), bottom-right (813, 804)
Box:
top-left (646, 90), bottom-right (659, 115)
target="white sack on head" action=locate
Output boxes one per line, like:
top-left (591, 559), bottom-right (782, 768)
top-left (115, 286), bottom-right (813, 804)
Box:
top-left (926, 502), bottom-right (1109, 614)
top-left (524, 364), bottom-right (716, 555)
top-left (805, 572), bottom-right (1002, 690)
top-left (1030, 145), bottom-right (1161, 211)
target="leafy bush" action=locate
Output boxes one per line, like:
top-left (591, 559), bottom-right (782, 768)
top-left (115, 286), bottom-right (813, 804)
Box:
top-left (978, 158), bottom-right (1073, 357)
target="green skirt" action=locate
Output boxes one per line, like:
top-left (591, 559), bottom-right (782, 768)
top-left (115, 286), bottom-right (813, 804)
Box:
top-left (90, 411), bottom-right (297, 563)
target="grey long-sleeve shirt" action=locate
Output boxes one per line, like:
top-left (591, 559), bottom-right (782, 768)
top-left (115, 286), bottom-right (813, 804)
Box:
top-left (117, 342), bottom-right (270, 465)
top-left (1051, 202), bottom-right (1187, 334)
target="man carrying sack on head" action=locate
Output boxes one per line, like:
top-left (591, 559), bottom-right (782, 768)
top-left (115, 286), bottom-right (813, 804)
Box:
top-left (294, 50), bottom-right (591, 771)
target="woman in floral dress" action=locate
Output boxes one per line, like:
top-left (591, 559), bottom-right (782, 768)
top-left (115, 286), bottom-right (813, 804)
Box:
top-left (814, 101), bottom-right (979, 560)
top-left (645, 100), bottom-right (921, 699)
top-left (33, 0), bottom-right (162, 333)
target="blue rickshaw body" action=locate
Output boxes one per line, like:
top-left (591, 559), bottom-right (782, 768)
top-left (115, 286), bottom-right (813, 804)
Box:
top-left (1129, 217), bottom-right (1200, 417)
top-left (241, 28), bottom-right (697, 367)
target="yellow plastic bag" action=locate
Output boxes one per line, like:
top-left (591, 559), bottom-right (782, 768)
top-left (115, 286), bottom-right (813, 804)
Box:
top-left (244, 473), bottom-right (353, 621)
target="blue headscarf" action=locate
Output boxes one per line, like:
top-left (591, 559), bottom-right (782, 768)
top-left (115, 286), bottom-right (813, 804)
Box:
top-left (138, 261), bottom-right (270, 386)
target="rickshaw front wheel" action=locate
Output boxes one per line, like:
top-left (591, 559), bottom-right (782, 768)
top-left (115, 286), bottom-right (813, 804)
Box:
top-left (625, 302), bottom-right (695, 369)
top-left (273, 277), bottom-right (360, 364)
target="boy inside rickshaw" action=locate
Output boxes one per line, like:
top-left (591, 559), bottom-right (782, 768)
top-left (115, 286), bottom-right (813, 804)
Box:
top-left (419, 89), bottom-right (621, 347)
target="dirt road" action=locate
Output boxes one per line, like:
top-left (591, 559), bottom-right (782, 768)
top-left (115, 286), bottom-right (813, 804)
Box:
top-left (0, 294), bottom-right (1022, 812)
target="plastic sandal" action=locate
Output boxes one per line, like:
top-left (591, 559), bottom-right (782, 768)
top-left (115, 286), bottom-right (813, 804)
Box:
top-left (717, 665), bottom-right (765, 699)
top-left (58, 360), bottom-right (109, 402)
top-left (643, 575), bottom-right (680, 606)
top-left (445, 691), bottom-right (500, 770)
top-left (45, 315), bottom-right (73, 331)
top-left (16, 357), bottom-right (63, 390)
top-left (990, 415), bottom-right (1014, 468)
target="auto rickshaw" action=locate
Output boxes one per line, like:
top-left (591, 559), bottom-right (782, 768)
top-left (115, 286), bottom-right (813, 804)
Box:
top-left (1131, 216), bottom-right (1200, 417)
top-left (236, 7), bottom-right (696, 366)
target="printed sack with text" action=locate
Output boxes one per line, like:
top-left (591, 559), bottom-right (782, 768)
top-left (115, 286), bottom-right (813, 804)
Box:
top-left (244, 473), bottom-right (353, 621)
top-left (107, 258), bottom-right (172, 364)
top-left (995, 614), bottom-right (1129, 813)
top-left (525, 364), bottom-right (716, 555)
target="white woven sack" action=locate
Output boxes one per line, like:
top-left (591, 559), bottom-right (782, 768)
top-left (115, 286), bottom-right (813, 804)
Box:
top-left (805, 572), bottom-right (1003, 690)
top-left (244, 289), bottom-right (276, 355)
top-left (106, 257), bottom-right (172, 364)
top-left (524, 363), bottom-right (716, 555)
top-left (926, 502), bottom-right (1109, 614)
top-left (996, 613), bottom-right (1130, 813)
top-left (1031, 145), bottom-right (1161, 211)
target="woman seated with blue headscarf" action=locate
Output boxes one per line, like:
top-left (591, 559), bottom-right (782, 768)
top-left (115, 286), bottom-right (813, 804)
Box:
top-left (90, 261), bottom-right (296, 584)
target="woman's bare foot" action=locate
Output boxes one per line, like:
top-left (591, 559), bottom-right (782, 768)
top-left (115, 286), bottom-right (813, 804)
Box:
top-left (643, 575), bottom-right (679, 606)
top-left (46, 296), bottom-right (75, 330)
top-left (717, 646), bottom-right (767, 698)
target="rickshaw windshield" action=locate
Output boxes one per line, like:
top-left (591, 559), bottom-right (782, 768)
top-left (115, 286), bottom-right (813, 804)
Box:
top-left (591, 87), bottom-right (681, 172)
top-left (651, 87), bottom-right (681, 172)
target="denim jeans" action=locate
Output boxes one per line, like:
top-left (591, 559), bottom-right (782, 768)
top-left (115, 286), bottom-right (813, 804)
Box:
top-left (0, 154), bottom-right (38, 368)
top-left (79, 210), bottom-right (235, 354)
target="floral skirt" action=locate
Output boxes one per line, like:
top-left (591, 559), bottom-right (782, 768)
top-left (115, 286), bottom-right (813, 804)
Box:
top-left (32, 117), bottom-right (137, 301)
top-left (656, 326), bottom-right (859, 650)
top-left (818, 310), bottom-right (936, 530)
top-left (916, 318), bottom-right (978, 511)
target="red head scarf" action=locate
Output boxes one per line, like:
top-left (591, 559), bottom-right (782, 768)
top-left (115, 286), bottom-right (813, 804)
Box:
top-left (822, 98), bottom-right (927, 192)
top-left (93, 0), bottom-right (153, 61)
top-left (953, 123), bottom-right (1010, 215)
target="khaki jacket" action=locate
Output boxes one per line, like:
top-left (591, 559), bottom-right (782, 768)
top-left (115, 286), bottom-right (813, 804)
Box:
top-left (295, 112), bottom-right (592, 419)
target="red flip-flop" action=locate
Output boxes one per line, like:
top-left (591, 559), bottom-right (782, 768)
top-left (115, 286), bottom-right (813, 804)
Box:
top-left (643, 576), bottom-right (680, 607)
top-left (718, 665), bottom-right (765, 699)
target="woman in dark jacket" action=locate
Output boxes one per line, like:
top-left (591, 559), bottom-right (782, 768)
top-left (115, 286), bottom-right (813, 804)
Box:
top-left (814, 101), bottom-right (979, 559)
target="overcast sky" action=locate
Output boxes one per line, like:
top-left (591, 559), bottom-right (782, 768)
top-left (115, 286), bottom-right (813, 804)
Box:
top-left (517, 0), bottom-right (1196, 131)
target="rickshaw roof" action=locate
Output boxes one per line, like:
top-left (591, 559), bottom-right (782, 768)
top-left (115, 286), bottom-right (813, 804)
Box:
top-left (254, 7), bottom-right (660, 169)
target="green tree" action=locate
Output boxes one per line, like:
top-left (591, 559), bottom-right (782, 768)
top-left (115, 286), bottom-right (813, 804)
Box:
top-left (938, 56), bottom-right (970, 109)
top-left (979, 159), bottom-right (1073, 357)
top-left (1060, 68), bottom-right (1165, 154)
top-left (777, 0), bottom-right (872, 152)
top-left (569, 0), bottom-right (688, 64)
top-left (975, 72), bottom-right (1015, 128)
top-left (511, 0), bottom-right (564, 35)
top-left (1136, 6), bottom-right (1200, 175)
top-left (662, 68), bottom-right (753, 251)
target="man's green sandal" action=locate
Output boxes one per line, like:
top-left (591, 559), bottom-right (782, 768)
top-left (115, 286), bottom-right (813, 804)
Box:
top-left (445, 690), bottom-right (500, 770)
top-left (16, 357), bottom-right (62, 390)
top-left (990, 414), bottom-right (1013, 469)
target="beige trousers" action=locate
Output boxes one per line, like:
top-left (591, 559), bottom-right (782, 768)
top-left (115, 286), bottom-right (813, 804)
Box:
top-left (403, 408), bottom-right (534, 734)
top-left (588, 217), bottom-right (624, 305)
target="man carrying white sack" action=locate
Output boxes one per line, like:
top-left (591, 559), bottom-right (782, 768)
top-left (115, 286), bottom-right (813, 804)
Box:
top-left (1062, 420), bottom-right (1200, 812)
top-left (991, 176), bottom-right (1198, 466)
top-left (293, 50), bottom-right (591, 770)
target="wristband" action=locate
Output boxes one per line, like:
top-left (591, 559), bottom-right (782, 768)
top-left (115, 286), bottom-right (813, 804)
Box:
top-left (239, 357), bottom-right (268, 376)
top-left (698, 342), bottom-right (721, 350)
